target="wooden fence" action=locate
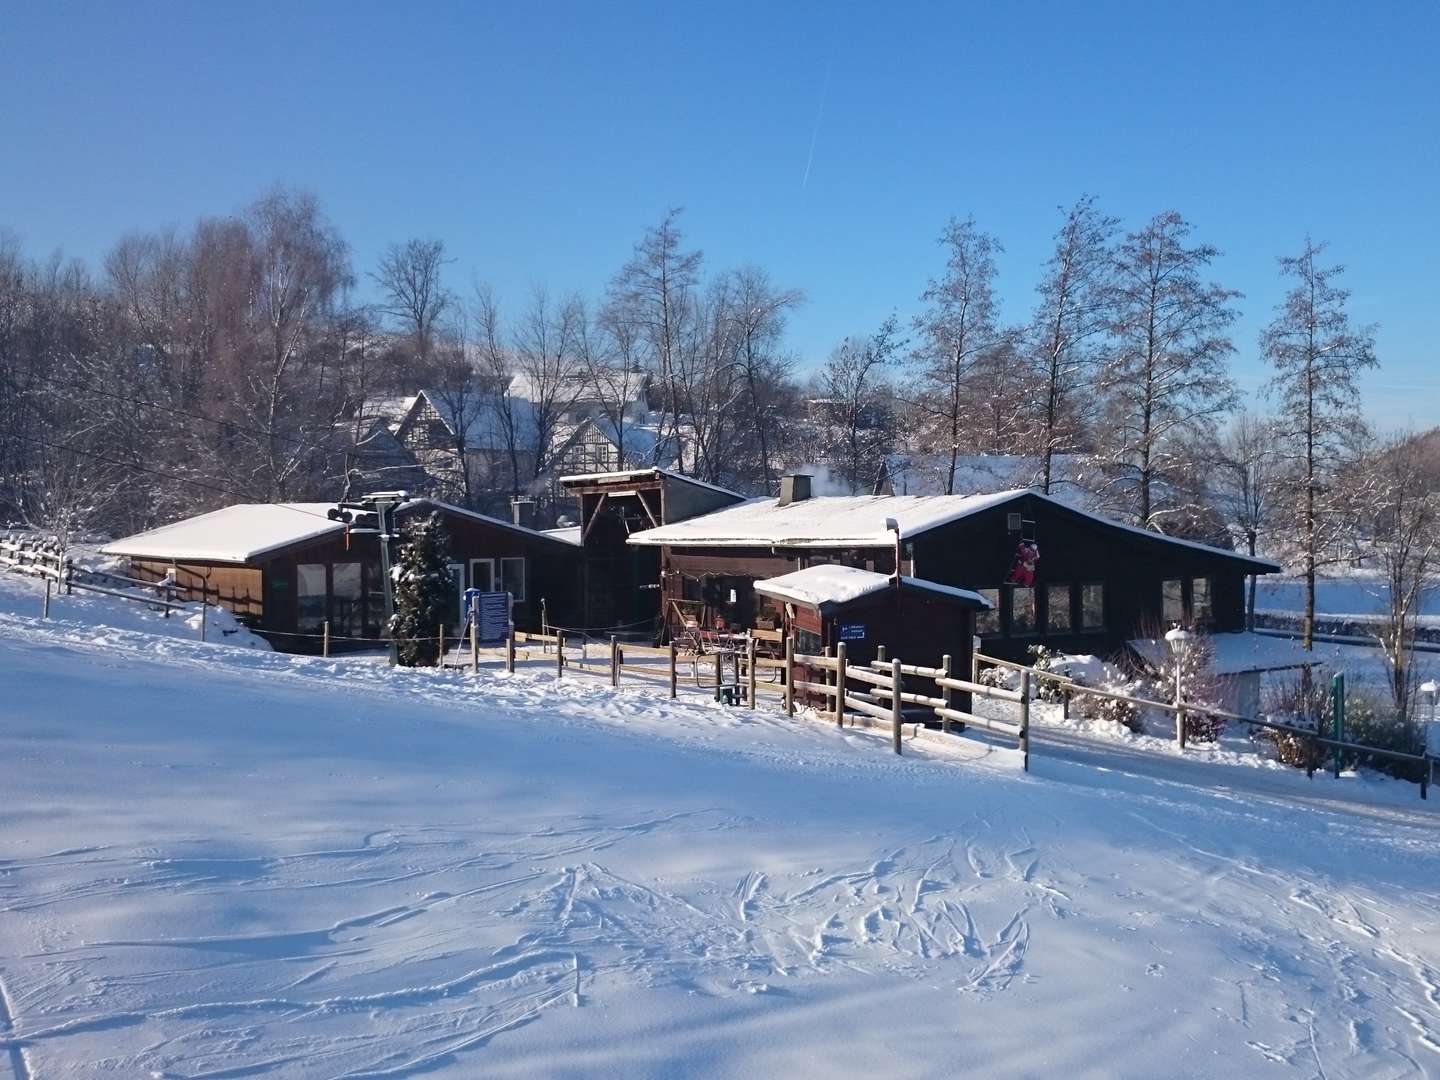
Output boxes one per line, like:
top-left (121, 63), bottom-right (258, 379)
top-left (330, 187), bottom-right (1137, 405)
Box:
top-left (2, 533), bottom-right (187, 621)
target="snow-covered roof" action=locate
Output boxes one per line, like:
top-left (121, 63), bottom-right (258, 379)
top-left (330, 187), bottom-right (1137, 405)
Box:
top-left (629, 490), bottom-right (1023, 547)
top-left (558, 467), bottom-right (744, 499)
top-left (1128, 631), bottom-right (1319, 675)
top-left (543, 526), bottom-right (583, 546)
top-left (103, 498), bottom-right (577, 565)
top-left (628, 487), bottom-right (1280, 569)
top-left (411, 390), bottom-right (539, 451)
top-left (101, 504), bottom-right (345, 564)
top-left (754, 565), bottom-right (991, 610)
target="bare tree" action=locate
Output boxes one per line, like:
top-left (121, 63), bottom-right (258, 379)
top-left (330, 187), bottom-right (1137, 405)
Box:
top-left (372, 238), bottom-right (452, 376)
top-left (722, 267), bottom-right (803, 494)
top-left (1261, 238), bottom-right (1380, 649)
top-left (910, 217), bottom-right (1004, 494)
top-left (1211, 411), bottom-right (1281, 628)
top-left (1362, 431), bottom-right (1439, 722)
top-left (814, 315), bottom-right (905, 494)
top-left (1099, 211), bottom-right (1239, 529)
top-left (608, 209), bottom-right (702, 472)
top-left (1026, 196), bottom-right (1116, 493)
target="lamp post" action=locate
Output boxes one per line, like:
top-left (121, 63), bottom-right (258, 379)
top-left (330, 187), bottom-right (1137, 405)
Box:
top-left (1165, 626), bottom-right (1193, 750)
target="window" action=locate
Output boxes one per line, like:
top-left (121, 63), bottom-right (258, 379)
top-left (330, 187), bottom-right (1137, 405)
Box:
top-left (500, 557), bottom-right (526, 602)
top-left (332, 562), bottom-right (363, 638)
top-left (795, 628), bottom-right (822, 657)
top-left (976, 588), bottom-right (1001, 635)
top-left (1081, 583), bottom-right (1104, 631)
top-left (1011, 586), bottom-right (1036, 634)
top-left (1192, 577), bottom-right (1211, 624)
top-left (1162, 579), bottom-right (1184, 625)
top-left (470, 558), bottom-right (495, 592)
top-left (1047, 584), bottom-right (1072, 632)
top-left (297, 563), bottom-right (327, 633)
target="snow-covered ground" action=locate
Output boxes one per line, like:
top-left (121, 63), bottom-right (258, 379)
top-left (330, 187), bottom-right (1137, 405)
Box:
top-left (2, 572), bottom-right (1440, 1077)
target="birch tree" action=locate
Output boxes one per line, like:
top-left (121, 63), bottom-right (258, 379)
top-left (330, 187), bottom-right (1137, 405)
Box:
top-left (1261, 239), bottom-right (1379, 649)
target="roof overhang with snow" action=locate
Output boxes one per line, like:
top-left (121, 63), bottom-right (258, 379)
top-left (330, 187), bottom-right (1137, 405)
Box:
top-left (558, 467), bottom-right (743, 500)
top-left (754, 564), bottom-right (991, 612)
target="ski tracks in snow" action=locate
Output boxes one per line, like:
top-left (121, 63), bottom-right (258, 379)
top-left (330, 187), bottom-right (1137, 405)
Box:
top-left (0, 813), bottom-right (1061, 1075)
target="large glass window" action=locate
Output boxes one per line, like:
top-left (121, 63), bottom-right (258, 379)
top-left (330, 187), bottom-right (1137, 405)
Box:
top-left (1162, 579), bottom-right (1184, 625)
top-left (500, 557), bottom-right (526, 602)
top-left (976, 588), bottom-right (1001, 635)
top-left (1011, 586), bottom-right (1036, 634)
top-left (297, 563), bottom-right (327, 634)
top-left (1047, 584), bottom-right (1072, 632)
top-left (1081, 583), bottom-right (1104, 631)
top-left (332, 562), bottom-right (362, 638)
top-left (1192, 577), bottom-right (1212, 624)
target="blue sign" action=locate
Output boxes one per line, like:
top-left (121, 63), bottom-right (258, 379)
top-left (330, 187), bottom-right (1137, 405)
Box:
top-left (469, 590), bottom-right (512, 644)
top-left (839, 623), bottom-right (866, 641)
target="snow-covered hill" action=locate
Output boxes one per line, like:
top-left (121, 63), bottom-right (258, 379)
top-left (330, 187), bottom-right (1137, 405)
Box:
top-left (1, 587), bottom-right (1438, 1077)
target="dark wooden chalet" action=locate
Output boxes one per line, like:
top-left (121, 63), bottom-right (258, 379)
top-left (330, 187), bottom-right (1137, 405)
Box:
top-left (102, 499), bottom-right (583, 651)
top-left (627, 475), bottom-right (1279, 662)
top-left (558, 468), bottom-right (745, 632)
top-left (753, 564), bottom-right (988, 708)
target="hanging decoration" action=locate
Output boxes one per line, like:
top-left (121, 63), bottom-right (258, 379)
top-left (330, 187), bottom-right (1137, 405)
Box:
top-left (1007, 539), bottom-right (1040, 587)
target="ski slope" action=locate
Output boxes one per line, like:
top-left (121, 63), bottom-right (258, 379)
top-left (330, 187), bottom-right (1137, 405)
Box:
top-left (1, 592), bottom-right (1439, 1077)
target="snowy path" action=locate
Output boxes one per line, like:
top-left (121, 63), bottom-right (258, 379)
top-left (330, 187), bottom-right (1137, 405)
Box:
top-left (2, 605), bottom-right (1440, 1076)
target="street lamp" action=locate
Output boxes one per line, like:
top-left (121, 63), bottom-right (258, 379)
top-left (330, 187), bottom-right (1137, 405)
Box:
top-left (1165, 626), bottom-right (1193, 749)
top-left (1421, 680), bottom-right (1439, 724)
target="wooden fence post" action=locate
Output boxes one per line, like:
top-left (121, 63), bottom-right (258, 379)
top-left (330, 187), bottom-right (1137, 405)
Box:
top-left (835, 641), bottom-right (847, 728)
top-left (876, 644), bottom-right (887, 664)
top-left (610, 635), bottom-right (619, 687)
top-left (784, 635), bottom-right (795, 716)
top-left (971, 651), bottom-right (980, 683)
top-left (438, 623), bottom-right (446, 668)
top-left (42, 575), bottom-right (51, 619)
top-left (891, 657), bottom-right (903, 755)
top-left (1018, 670), bottom-right (1031, 772)
top-left (506, 627), bottom-right (516, 673)
top-left (556, 630), bottom-right (564, 679)
top-left (1062, 684), bottom-right (1071, 720)
top-left (714, 650), bottom-right (723, 701)
top-left (322, 620), bottom-right (330, 658)
top-left (939, 653), bottom-right (952, 734)
top-left (747, 636), bottom-right (757, 709)
top-left (668, 641), bottom-right (678, 699)
top-left (199, 597), bottom-right (208, 642)
top-left (471, 614), bottom-right (479, 675)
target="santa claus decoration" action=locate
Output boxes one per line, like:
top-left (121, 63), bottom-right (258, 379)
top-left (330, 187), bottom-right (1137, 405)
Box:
top-left (1007, 539), bottom-right (1040, 587)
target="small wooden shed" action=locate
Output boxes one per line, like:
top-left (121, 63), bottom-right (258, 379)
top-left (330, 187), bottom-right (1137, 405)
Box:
top-left (753, 565), bottom-right (991, 707)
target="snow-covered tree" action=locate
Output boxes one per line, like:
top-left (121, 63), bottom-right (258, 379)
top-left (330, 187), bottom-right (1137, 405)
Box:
top-left (390, 512), bottom-right (453, 667)
top-left (1261, 238), bottom-right (1379, 649)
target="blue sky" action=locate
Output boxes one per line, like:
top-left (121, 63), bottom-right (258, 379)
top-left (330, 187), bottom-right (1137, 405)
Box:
top-left (3, 1), bottom-right (1436, 428)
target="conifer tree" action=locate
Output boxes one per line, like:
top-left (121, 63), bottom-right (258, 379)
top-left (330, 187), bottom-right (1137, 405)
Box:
top-left (390, 512), bottom-right (453, 666)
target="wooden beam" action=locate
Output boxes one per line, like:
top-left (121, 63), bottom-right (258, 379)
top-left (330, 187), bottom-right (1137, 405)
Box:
top-left (580, 492), bottom-right (609, 543)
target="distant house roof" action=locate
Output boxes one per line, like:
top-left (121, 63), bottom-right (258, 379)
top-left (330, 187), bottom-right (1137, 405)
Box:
top-left (754, 564), bottom-right (991, 611)
top-left (102, 498), bottom-right (577, 566)
top-left (558, 467), bottom-right (744, 499)
top-left (1128, 631), bottom-right (1318, 675)
top-left (627, 488), bottom-right (1281, 571)
top-left (543, 526), bottom-right (583, 546)
top-left (406, 390), bottom-right (539, 451)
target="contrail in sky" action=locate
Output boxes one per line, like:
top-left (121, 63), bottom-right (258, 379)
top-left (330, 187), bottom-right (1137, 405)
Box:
top-left (801, 56), bottom-right (833, 191)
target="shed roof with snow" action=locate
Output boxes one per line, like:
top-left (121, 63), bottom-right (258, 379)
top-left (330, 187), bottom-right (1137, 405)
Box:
top-left (754, 565), bottom-right (991, 612)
